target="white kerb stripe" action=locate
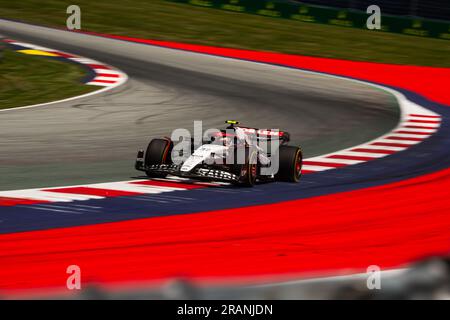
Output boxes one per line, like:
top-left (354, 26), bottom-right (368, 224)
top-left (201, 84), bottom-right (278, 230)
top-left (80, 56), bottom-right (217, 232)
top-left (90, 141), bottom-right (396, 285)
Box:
top-left (0, 190), bottom-right (103, 202)
top-left (93, 69), bottom-right (122, 75)
top-left (376, 138), bottom-right (419, 145)
top-left (86, 81), bottom-right (114, 86)
top-left (93, 76), bottom-right (119, 81)
top-left (69, 57), bottom-right (101, 64)
top-left (404, 121), bottom-right (440, 128)
top-left (88, 182), bottom-right (184, 194)
top-left (302, 165), bottom-right (335, 171)
top-left (396, 128), bottom-right (437, 133)
top-left (10, 41), bottom-right (54, 52)
top-left (388, 133), bottom-right (429, 139)
top-left (337, 151), bottom-right (388, 158)
top-left (305, 157), bottom-right (364, 165)
top-left (361, 145), bottom-right (406, 151)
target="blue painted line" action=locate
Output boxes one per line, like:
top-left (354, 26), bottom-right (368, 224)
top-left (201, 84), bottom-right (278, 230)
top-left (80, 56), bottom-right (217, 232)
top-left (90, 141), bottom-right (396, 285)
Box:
top-left (1, 39), bottom-right (449, 234)
top-left (1, 91), bottom-right (449, 234)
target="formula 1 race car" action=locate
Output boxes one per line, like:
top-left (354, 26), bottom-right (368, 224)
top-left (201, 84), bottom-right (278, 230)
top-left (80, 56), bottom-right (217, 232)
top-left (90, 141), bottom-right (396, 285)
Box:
top-left (135, 121), bottom-right (303, 187)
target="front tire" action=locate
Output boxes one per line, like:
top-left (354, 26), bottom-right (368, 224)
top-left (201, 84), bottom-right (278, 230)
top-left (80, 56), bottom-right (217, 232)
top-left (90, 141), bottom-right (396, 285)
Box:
top-left (145, 138), bottom-right (173, 178)
top-left (234, 148), bottom-right (258, 187)
top-left (275, 145), bottom-right (303, 182)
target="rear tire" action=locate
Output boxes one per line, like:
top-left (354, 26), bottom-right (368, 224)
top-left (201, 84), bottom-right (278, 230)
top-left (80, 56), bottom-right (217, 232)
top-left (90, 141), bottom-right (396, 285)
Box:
top-left (275, 145), bottom-right (303, 182)
top-left (145, 138), bottom-right (173, 178)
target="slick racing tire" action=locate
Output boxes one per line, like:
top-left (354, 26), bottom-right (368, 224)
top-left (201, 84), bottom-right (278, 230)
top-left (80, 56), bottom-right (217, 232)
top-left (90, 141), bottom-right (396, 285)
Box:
top-left (235, 148), bottom-right (258, 187)
top-left (145, 138), bottom-right (173, 178)
top-left (275, 145), bottom-right (303, 182)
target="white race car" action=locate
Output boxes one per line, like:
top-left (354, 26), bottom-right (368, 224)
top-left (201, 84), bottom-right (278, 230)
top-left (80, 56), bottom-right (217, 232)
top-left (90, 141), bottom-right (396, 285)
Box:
top-left (135, 121), bottom-right (303, 187)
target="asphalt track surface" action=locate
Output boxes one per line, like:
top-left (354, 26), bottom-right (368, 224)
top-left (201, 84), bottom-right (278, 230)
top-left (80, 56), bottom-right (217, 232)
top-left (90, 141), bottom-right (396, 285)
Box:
top-left (0, 20), bottom-right (399, 191)
top-left (1, 20), bottom-right (450, 293)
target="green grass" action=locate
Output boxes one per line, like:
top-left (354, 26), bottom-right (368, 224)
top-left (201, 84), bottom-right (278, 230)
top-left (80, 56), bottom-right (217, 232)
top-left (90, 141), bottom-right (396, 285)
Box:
top-left (0, 0), bottom-right (449, 67)
top-left (0, 49), bottom-right (95, 110)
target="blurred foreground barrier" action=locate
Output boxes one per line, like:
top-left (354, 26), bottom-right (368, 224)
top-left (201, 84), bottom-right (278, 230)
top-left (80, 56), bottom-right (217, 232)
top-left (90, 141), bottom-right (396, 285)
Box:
top-left (168, 0), bottom-right (450, 40)
top-left (19, 255), bottom-right (449, 299)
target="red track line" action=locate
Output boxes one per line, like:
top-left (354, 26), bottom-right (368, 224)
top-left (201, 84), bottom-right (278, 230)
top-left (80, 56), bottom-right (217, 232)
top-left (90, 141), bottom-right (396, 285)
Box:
top-left (1, 168), bottom-right (450, 291)
top-left (77, 31), bottom-right (450, 106)
top-left (2, 32), bottom-right (448, 292)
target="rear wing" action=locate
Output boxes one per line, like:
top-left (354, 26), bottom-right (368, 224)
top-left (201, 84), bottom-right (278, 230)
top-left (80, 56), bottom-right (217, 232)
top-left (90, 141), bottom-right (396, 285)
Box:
top-left (235, 126), bottom-right (290, 142)
top-left (223, 121), bottom-right (290, 143)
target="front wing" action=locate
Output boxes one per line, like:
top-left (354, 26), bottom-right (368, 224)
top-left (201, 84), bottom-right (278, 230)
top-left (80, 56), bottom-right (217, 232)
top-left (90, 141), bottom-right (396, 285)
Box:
top-left (135, 157), bottom-right (240, 183)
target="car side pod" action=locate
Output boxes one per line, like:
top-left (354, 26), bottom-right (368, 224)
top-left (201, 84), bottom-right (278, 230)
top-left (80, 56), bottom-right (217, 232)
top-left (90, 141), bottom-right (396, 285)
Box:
top-left (135, 149), bottom-right (145, 171)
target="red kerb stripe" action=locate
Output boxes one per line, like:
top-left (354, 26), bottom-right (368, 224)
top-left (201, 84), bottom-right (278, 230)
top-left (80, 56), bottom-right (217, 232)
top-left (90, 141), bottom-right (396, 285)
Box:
top-left (44, 187), bottom-right (142, 197)
top-left (96, 73), bottom-right (120, 78)
top-left (403, 125), bottom-right (437, 129)
top-left (371, 142), bottom-right (411, 148)
top-left (92, 79), bottom-right (117, 84)
top-left (0, 197), bottom-right (48, 207)
top-left (408, 119), bottom-right (440, 124)
top-left (131, 180), bottom-right (205, 190)
top-left (394, 131), bottom-right (430, 135)
top-left (88, 64), bottom-right (110, 69)
top-left (51, 51), bottom-right (76, 58)
top-left (327, 154), bottom-right (376, 161)
top-left (385, 136), bottom-right (423, 142)
top-left (350, 148), bottom-right (396, 154)
top-left (409, 114), bottom-right (440, 118)
top-left (302, 161), bottom-right (348, 168)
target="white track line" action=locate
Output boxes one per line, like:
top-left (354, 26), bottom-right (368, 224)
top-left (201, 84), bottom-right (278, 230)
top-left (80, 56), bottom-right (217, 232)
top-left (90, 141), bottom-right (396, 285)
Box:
top-left (0, 39), bottom-right (128, 113)
top-left (0, 35), bottom-right (442, 204)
